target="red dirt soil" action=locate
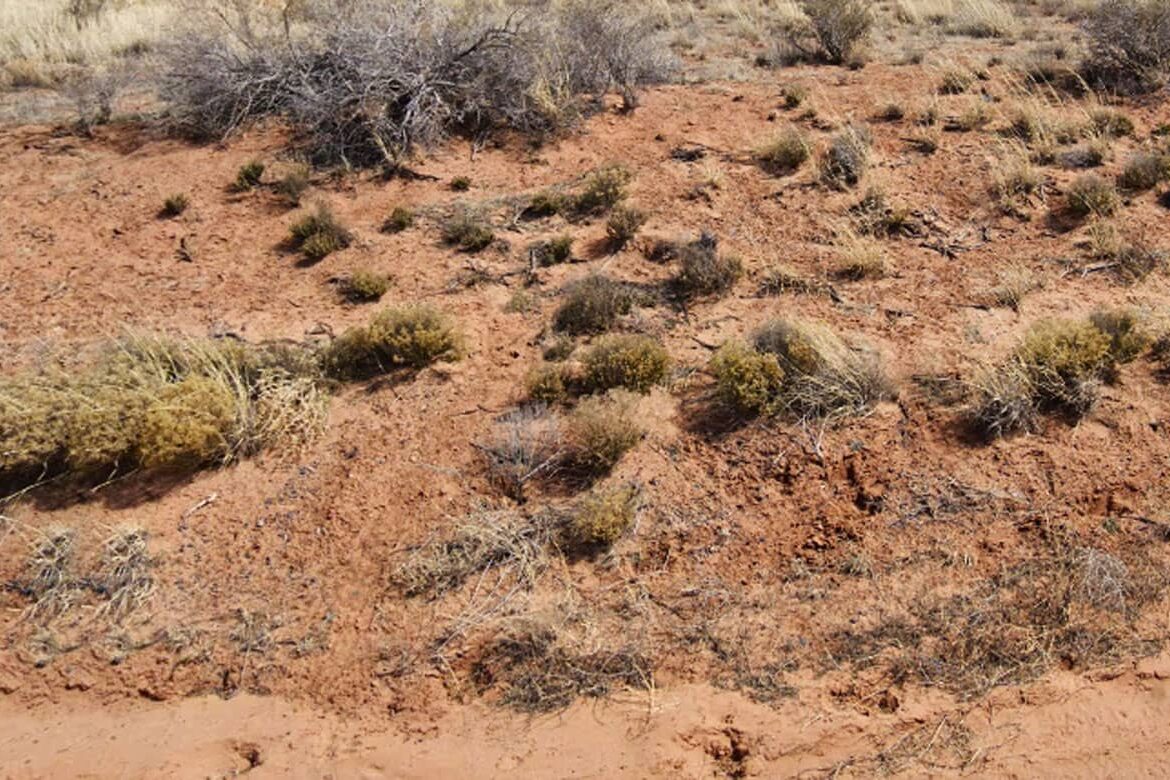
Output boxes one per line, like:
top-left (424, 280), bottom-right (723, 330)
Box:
top-left (3, 62), bottom-right (1170, 777)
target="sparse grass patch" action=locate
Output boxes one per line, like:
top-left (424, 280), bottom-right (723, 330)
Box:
top-left (756, 125), bottom-right (812, 174)
top-left (320, 305), bottom-right (463, 379)
top-left (553, 275), bottom-right (636, 335)
top-left (479, 406), bottom-right (565, 500)
top-left (582, 335), bottom-right (671, 394)
top-left (531, 235), bottom-right (575, 266)
top-left (274, 164), bottom-right (311, 206)
top-left (779, 0), bottom-right (873, 65)
top-left (759, 263), bottom-right (820, 295)
top-left (526, 364), bottom-right (571, 405)
top-left (833, 231), bottom-right (888, 280)
top-left (986, 266), bottom-right (1040, 310)
top-left (571, 165), bottom-right (633, 216)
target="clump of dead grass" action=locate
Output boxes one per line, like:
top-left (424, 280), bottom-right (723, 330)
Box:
top-left (566, 390), bottom-right (645, 475)
top-left (478, 406), bottom-right (565, 500)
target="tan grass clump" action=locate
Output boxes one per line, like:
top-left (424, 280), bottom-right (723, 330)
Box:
top-left (756, 125), bottom-right (812, 174)
top-left (563, 484), bottom-right (640, 549)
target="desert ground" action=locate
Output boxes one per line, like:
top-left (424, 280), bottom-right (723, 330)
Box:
top-left (3, 0), bottom-right (1170, 777)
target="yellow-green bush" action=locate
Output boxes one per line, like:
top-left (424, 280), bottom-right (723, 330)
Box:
top-left (710, 341), bottom-right (786, 416)
top-left (582, 335), bottom-right (670, 394)
top-left (0, 336), bottom-right (328, 490)
top-left (572, 165), bottom-right (633, 215)
top-left (341, 270), bottom-right (391, 303)
top-left (567, 390), bottom-right (644, 474)
top-left (526, 363), bottom-right (570, 404)
top-left (321, 305), bottom-right (463, 379)
top-left (563, 484), bottom-right (640, 549)
top-left (289, 204), bottom-right (352, 261)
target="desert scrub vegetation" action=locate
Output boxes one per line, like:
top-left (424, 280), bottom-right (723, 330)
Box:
top-left (231, 160), bottom-right (265, 192)
top-left (441, 209), bottom-right (495, 252)
top-left (160, 193), bottom-right (189, 218)
top-left (563, 484), bottom-right (640, 551)
top-left (833, 230), bottom-right (888, 280)
top-left (711, 318), bottom-right (889, 420)
top-left (671, 232), bottom-right (743, 299)
top-left (1065, 173), bottom-right (1120, 218)
top-left (777, 0), bottom-right (873, 65)
top-left (289, 203), bottom-right (353, 262)
top-left (820, 124), bottom-right (872, 189)
top-left (0, 335), bottom-right (327, 492)
top-left (530, 235), bottom-right (575, 266)
top-left (1117, 149), bottom-right (1170, 192)
top-left (581, 335), bottom-right (671, 394)
top-left (969, 313), bottom-right (1148, 437)
top-left (553, 275), bottom-right (637, 335)
top-left (756, 126), bottom-right (812, 174)
top-left (320, 305), bottom-right (463, 380)
top-left (566, 390), bottom-right (645, 475)
top-left (381, 206), bottom-right (415, 234)
top-left (1082, 0), bottom-right (1170, 94)
top-left (160, 1), bottom-right (676, 166)
top-left (339, 270), bottom-right (391, 303)
top-left (605, 205), bottom-right (647, 249)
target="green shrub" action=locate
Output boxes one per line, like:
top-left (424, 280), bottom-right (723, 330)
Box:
top-left (161, 193), bottom-right (189, 218)
top-left (563, 484), bottom-right (639, 549)
top-left (232, 160), bottom-right (265, 191)
top-left (321, 305), bottom-right (463, 379)
top-left (582, 335), bottom-right (671, 394)
top-left (673, 233), bottom-right (743, 298)
top-left (572, 165), bottom-right (633, 215)
top-left (450, 176), bottom-right (472, 191)
top-left (1117, 150), bottom-right (1170, 191)
top-left (820, 124), bottom-right (872, 189)
top-left (553, 275), bottom-right (635, 335)
top-left (1090, 108), bottom-right (1135, 138)
top-left (532, 234), bottom-right (575, 266)
top-left (526, 190), bottom-right (570, 218)
top-left (441, 210), bottom-right (495, 252)
top-left (1089, 308), bottom-right (1150, 362)
top-left (289, 204), bottom-right (353, 261)
top-left (757, 126), bottom-right (812, 174)
top-left (567, 390), bottom-right (644, 473)
top-left (526, 364), bottom-right (570, 404)
top-left (605, 205), bottom-right (647, 248)
top-left (1066, 174), bottom-right (1120, 217)
top-left (381, 206), bottom-right (415, 234)
top-left (709, 341), bottom-right (786, 416)
top-left (340, 270), bottom-right (391, 303)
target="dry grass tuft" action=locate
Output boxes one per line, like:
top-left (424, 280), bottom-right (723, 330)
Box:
top-left (478, 406), bottom-right (565, 500)
top-left (566, 390), bottom-right (645, 475)
top-left (562, 484), bottom-right (640, 550)
top-left (672, 232), bottom-right (743, 299)
top-left (756, 125), bottom-right (812, 174)
top-left (820, 124), bottom-right (872, 189)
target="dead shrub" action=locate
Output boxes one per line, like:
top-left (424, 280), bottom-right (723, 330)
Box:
top-left (160, 3), bottom-right (675, 166)
top-left (604, 205), bottom-right (647, 248)
top-left (553, 275), bottom-right (636, 335)
top-left (1065, 173), bottom-right (1120, 218)
top-left (581, 335), bottom-right (671, 394)
top-left (320, 305), bottom-right (463, 379)
top-left (394, 508), bottom-right (551, 598)
top-left (471, 625), bottom-right (651, 712)
top-left (478, 406), bottom-right (565, 500)
top-left (92, 527), bottom-right (153, 621)
top-left (779, 0), bottom-right (874, 65)
top-left (1083, 0), bottom-right (1170, 94)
